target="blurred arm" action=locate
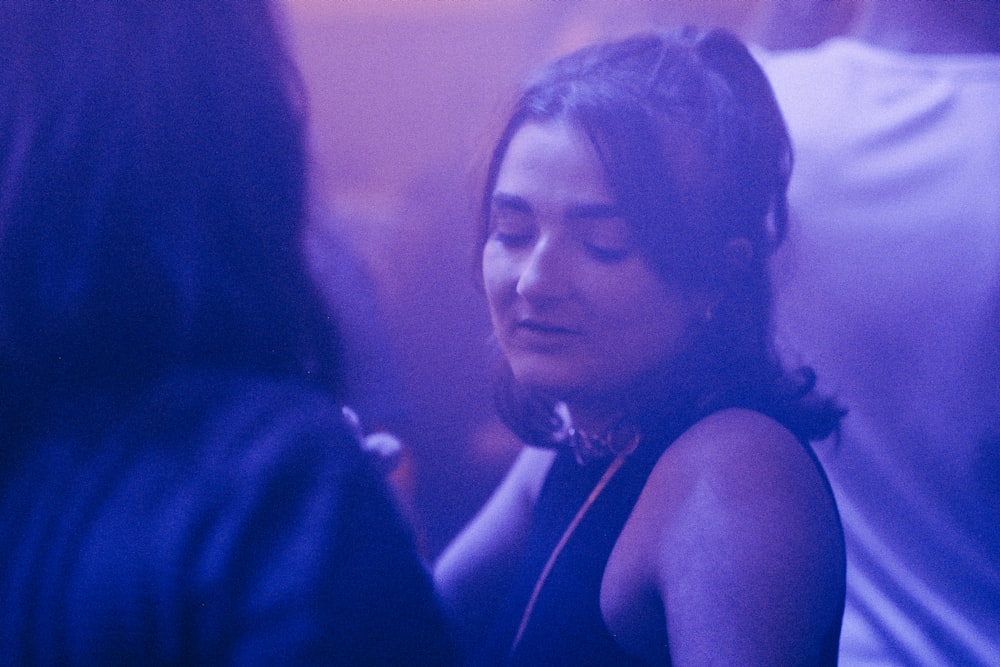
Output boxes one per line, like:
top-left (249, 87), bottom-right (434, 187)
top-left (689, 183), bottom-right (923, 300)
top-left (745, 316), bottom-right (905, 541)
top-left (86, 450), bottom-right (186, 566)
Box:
top-left (433, 445), bottom-right (555, 650)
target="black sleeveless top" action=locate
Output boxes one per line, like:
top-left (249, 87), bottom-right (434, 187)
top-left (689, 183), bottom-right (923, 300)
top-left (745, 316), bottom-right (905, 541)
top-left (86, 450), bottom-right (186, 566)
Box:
top-left (476, 417), bottom-right (691, 666)
top-left (475, 409), bottom-right (844, 666)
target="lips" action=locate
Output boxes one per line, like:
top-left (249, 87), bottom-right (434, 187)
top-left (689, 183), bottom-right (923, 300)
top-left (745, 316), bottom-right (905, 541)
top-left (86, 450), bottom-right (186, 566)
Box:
top-left (509, 319), bottom-right (583, 350)
top-left (516, 318), bottom-right (580, 335)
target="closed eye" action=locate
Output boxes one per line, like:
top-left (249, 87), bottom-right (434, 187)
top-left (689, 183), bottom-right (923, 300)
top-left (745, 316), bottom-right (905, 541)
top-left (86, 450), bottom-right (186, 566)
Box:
top-left (577, 214), bottom-right (632, 264)
top-left (489, 194), bottom-right (535, 248)
top-left (491, 228), bottom-right (534, 248)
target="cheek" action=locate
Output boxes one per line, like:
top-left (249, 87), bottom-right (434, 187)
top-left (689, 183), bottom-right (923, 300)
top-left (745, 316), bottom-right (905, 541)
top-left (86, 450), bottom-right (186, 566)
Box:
top-left (597, 281), bottom-right (696, 353)
top-left (482, 243), bottom-right (516, 309)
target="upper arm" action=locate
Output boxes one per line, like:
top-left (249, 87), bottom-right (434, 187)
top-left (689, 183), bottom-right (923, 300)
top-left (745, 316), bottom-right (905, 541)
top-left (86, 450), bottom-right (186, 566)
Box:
top-left (650, 410), bottom-right (844, 665)
top-left (432, 445), bottom-right (555, 645)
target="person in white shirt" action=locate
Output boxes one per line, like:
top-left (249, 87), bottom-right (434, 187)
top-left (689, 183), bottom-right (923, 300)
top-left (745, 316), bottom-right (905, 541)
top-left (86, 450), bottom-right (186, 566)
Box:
top-left (754, 1), bottom-right (1000, 664)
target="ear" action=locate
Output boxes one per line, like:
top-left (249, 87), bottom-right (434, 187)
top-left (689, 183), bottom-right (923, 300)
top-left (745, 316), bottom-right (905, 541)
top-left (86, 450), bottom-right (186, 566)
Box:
top-left (698, 239), bottom-right (755, 323)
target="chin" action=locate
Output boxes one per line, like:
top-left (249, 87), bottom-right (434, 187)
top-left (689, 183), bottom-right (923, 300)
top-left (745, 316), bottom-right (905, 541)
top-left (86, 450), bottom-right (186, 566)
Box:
top-left (508, 362), bottom-right (586, 399)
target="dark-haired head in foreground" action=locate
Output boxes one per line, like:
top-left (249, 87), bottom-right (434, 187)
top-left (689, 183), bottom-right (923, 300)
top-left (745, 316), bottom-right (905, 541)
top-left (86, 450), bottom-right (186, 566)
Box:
top-left (0, 0), bottom-right (336, 427)
top-left (0, 2), bottom-right (457, 663)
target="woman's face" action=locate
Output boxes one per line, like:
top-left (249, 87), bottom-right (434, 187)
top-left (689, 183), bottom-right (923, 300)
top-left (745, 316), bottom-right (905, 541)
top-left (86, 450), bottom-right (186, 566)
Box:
top-left (483, 119), bottom-right (701, 419)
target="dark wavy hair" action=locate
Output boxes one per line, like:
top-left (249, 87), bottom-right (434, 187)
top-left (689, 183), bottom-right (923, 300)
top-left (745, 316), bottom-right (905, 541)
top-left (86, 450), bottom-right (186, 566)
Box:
top-left (477, 27), bottom-right (843, 445)
top-left (0, 1), bottom-right (341, 437)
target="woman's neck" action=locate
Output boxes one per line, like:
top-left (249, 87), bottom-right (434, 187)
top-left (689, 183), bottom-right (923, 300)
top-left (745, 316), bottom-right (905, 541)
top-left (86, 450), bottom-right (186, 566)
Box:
top-left (562, 404), bottom-right (623, 439)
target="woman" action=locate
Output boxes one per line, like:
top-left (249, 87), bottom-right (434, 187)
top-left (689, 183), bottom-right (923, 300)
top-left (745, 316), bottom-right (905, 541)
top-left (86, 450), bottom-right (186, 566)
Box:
top-left (434, 28), bottom-right (845, 665)
top-left (0, 2), bottom-right (455, 664)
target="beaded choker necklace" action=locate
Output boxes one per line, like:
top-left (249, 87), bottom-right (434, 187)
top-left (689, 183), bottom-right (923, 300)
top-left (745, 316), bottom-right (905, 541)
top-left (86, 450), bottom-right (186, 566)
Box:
top-left (551, 401), bottom-right (640, 466)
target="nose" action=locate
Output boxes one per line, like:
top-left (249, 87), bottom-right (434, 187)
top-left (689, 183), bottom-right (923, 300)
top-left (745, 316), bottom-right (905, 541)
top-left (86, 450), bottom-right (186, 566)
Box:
top-left (516, 233), bottom-right (572, 303)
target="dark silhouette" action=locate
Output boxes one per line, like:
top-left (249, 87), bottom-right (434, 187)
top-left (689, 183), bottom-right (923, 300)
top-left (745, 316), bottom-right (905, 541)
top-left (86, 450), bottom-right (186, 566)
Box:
top-left (0, 2), bottom-right (457, 664)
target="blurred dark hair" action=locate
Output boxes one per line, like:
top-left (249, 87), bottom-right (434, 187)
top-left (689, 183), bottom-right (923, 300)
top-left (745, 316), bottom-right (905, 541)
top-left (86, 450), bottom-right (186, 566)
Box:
top-left (477, 27), bottom-right (843, 445)
top-left (0, 1), bottom-right (341, 435)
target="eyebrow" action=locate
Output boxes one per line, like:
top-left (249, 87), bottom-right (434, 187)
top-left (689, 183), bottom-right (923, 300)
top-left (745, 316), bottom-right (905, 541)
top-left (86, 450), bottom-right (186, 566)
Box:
top-left (490, 192), bottom-right (531, 214)
top-left (491, 193), bottom-right (624, 220)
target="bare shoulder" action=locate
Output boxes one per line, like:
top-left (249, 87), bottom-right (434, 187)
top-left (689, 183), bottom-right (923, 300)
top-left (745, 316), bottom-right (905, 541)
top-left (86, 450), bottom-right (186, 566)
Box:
top-left (648, 408), bottom-right (835, 512)
top-left (610, 408), bottom-right (845, 663)
top-left (612, 408), bottom-right (841, 576)
top-left (667, 407), bottom-right (806, 467)
top-left (606, 408), bottom-right (845, 661)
